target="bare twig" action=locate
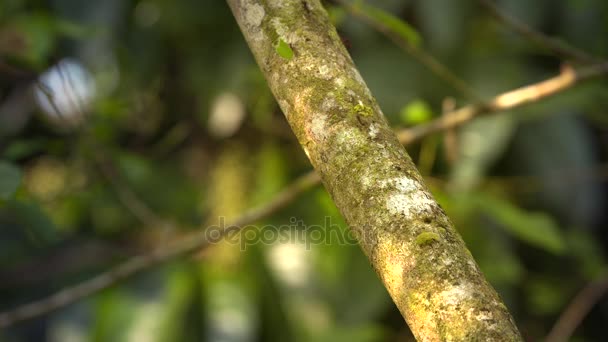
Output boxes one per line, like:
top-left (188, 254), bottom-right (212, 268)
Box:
top-left (337, 0), bottom-right (482, 102)
top-left (2, 48), bottom-right (607, 334)
top-left (546, 275), bottom-right (608, 342)
top-left (0, 171), bottom-right (320, 328)
top-left (477, 0), bottom-right (603, 64)
top-left (397, 63), bottom-right (608, 144)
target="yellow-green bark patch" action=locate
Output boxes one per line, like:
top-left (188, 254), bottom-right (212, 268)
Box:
top-left (275, 38), bottom-right (294, 60)
top-left (416, 231), bottom-right (440, 246)
top-left (352, 102), bottom-right (373, 117)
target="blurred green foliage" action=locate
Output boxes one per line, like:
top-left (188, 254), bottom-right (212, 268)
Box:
top-left (399, 99), bottom-right (433, 125)
top-left (0, 161), bottom-right (21, 200)
top-left (1, 0), bottom-right (608, 341)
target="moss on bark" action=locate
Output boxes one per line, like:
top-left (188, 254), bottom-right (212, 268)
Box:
top-left (226, 0), bottom-right (523, 340)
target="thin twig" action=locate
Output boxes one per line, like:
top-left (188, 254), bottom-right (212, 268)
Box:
top-left (546, 275), bottom-right (608, 342)
top-left (337, 0), bottom-right (482, 102)
top-left (477, 0), bottom-right (603, 64)
top-left (0, 171), bottom-right (321, 328)
top-left (1, 60), bottom-right (607, 331)
top-left (397, 63), bottom-right (608, 144)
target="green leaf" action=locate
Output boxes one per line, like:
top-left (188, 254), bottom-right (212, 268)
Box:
top-left (354, 3), bottom-right (421, 47)
top-left (275, 39), bottom-right (294, 60)
top-left (399, 99), bottom-right (433, 125)
top-left (0, 161), bottom-right (22, 200)
top-left (479, 196), bottom-right (566, 254)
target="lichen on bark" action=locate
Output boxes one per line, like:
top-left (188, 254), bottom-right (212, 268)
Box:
top-left (226, 0), bottom-right (523, 340)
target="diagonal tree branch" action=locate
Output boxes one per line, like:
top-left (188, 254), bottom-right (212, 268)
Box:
top-left (1, 56), bottom-right (606, 330)
top-left (225, 0), bottom-right (521, 340)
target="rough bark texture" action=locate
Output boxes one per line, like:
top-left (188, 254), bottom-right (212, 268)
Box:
top-left (226, 0), bottom-right (523, 340)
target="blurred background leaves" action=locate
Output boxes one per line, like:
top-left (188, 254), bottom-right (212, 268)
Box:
top-left (1, 0), bottom-right (608, 341)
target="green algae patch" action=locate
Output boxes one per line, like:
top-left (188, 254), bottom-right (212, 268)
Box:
top-left (416, 232), bottom-right (440, 246)
top-left (352, 102), bottom-right (373, 117)
top-left (275, 39), bottom-right (294, 60)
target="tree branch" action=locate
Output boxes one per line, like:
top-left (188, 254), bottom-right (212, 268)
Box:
top-left (226, 0), bottom-right (521, 340)
top-left (2, 57), bottom-right (606, 332)
top-left (397, 63), bottom-right (608, 145)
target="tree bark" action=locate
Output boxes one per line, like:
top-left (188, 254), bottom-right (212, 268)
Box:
top-left (226, 0), bottom-right (523, 340)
